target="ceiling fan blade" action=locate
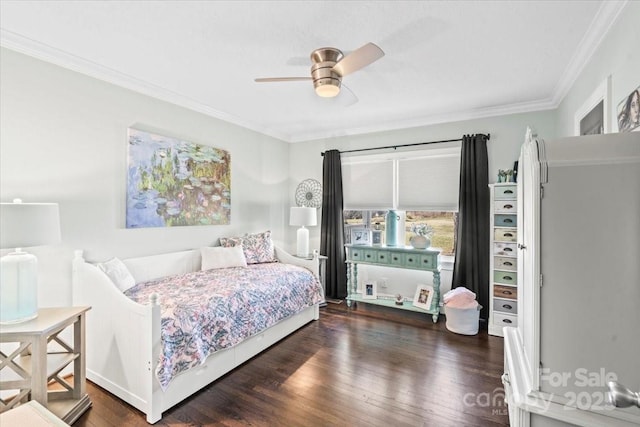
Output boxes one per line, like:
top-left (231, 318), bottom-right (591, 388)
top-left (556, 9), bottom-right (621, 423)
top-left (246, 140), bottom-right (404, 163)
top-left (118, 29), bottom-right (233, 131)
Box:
top-left (333, 42), bottom-right (384, 77)
top-left (340, 84), bottom-right (359, 106)
top-left (255, 77), bottom-right (312, 83)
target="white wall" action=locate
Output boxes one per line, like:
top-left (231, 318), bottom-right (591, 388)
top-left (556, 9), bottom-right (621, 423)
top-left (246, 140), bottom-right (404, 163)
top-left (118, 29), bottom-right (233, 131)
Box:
top-left (556, 1), bottom-right (640, 137)
top-left (0, 48), bottom-right (290, 307)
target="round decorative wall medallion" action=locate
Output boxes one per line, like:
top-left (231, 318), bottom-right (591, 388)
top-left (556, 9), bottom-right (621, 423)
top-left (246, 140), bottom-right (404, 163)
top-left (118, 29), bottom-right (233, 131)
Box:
top-left (295, 179), bottom-right (322, 208)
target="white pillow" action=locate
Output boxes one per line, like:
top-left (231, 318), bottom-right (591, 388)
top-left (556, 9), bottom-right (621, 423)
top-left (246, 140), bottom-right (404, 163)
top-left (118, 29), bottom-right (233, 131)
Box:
top-left (201, 246), bottom-right (247, 271)
top-left (98, 257), bottom-right (136, 292)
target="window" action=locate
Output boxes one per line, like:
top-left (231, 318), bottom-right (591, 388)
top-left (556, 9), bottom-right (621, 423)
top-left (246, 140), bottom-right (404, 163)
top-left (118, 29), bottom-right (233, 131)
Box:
top-left (342, 144), bottom-right (461, 257)
top-left (344, 210), bottom-right (457, 256)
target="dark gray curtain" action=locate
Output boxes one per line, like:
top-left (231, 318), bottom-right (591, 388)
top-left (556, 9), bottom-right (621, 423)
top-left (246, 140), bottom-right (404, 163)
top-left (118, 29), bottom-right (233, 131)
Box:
top-left (452, 134), bottom-right (490, 321)
top-left (320, 150), bottom-right (347, 299)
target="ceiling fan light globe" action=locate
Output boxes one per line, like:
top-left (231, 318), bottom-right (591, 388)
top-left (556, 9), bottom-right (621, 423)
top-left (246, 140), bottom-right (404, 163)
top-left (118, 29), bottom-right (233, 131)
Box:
top-left (315, 84), bottom-right (340, 98)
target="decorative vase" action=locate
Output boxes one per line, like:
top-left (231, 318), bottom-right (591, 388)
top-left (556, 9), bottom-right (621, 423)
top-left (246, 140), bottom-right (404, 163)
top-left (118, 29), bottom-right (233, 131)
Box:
top-left (410, 235), bottom-right (430, 249)
top-left (385, 210), bottom-right (400, 247)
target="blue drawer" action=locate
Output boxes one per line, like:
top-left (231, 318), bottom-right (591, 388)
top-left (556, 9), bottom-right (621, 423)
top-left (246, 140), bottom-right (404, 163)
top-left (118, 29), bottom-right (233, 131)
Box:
top-left (494, 297), bottom-right (517, 314)
top-left (495, 214), bottom-right (516, 227)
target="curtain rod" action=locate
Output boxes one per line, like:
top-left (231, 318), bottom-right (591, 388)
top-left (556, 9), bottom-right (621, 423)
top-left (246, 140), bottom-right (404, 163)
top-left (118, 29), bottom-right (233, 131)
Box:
top-left (320, 133), bottom-right (490, 156)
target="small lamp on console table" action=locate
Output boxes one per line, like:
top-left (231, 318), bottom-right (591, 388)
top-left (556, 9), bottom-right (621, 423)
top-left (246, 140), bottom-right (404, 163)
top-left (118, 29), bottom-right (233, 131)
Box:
top-left (0, 199), bottom-right (61, 324)
top-left (289, 207), bottom-right (317, 258)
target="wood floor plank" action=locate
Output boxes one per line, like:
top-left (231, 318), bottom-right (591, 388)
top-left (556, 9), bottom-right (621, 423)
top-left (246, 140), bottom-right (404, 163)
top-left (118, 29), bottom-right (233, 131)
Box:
top-left (75, 304), bottom-right (509, 426)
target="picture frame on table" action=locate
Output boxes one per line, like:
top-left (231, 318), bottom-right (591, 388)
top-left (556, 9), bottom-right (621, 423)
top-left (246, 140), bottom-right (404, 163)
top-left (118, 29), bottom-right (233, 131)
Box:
top-left (371, 230), bottom-right (383, 245)
top-left (413, 284), bottom-right (434, 310)
top-left (350, 228), bottom-right (371, 245)
top-left (362, 281), bottom-right (377, 300)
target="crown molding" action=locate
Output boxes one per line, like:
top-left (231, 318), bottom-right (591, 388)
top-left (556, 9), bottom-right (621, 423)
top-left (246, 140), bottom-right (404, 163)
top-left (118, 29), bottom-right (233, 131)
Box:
top-left (0, 29), bottom-right (292, 143)
top-left (550, 0), bottom-right (628, 106)
top-left (289, 98), bottom-right (557, 143)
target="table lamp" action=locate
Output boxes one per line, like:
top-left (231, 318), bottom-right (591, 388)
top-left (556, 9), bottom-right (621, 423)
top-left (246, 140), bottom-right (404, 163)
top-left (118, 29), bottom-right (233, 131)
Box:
top-left (0, 199), bottom-right (61, 324)
top-left (290, 207), bottom-right (317, 258)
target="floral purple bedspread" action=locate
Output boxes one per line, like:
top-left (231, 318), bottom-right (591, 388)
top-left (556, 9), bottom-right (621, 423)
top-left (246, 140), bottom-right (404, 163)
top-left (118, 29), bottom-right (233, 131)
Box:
top-left (124, 262), bottom-right (323, 389)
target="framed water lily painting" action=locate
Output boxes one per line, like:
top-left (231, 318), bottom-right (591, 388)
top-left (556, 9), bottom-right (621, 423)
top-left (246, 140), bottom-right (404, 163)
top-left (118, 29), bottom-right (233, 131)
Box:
top-left (126, 128), bottom-right (231, 228)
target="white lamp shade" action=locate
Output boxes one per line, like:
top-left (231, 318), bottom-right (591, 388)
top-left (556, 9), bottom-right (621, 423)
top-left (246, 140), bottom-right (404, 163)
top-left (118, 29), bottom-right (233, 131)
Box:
top-left (289, 207), bottom-right (317, 227)
top-left (0, 201), bottom-right (61, 249)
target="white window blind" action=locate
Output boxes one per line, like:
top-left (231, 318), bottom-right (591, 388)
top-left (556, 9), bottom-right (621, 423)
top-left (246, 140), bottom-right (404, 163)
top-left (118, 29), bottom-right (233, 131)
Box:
top-left (397, 147), bottom-right (461, 211)
top-left (342, 144), bottom-right (461, 211)
top-left (342, 157), bottom-right (394, 209)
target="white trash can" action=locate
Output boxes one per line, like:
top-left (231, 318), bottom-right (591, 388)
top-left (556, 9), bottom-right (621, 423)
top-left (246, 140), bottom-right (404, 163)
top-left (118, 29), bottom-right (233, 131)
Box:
top-left (445, 304), bottom-right (482, 335)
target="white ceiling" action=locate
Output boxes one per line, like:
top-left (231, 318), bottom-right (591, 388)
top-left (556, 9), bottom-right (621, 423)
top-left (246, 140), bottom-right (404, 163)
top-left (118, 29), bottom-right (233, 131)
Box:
top-left (0, 1), bottom-right (626, 142)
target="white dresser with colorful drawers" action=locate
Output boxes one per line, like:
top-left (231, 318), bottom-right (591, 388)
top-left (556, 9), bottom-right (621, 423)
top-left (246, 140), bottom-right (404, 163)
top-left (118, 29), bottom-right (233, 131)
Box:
top-left (489, 183), bottom-right (518, 336)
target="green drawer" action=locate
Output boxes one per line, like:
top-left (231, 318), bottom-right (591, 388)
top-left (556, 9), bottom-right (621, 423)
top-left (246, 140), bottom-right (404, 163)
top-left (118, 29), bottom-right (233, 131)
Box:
top-left (349, 248), bottom-right (363, 261)
top-left (403, 253), bottom-right (420, 268)
top-left (377, 251), bottom-right (390, 264)
top-left (495, 214), bottom-right (516, 227)
top-left (495, 185), bottom-right (517, 200)
top-left (389, 252), bottom-right (403, 266)
top-left (362, 249), bottom-right (377, 263)
top-left (494, 270), bottom-right (517, 286)
top-left (419, 254), bottom-right (436, 269)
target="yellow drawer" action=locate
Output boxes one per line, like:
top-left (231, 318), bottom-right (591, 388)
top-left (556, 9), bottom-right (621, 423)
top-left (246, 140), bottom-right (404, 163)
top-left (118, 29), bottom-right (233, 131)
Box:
top-left (495, 228), bottom-right (517, 242)
top-left (494, 256), bottom-right (516, 271)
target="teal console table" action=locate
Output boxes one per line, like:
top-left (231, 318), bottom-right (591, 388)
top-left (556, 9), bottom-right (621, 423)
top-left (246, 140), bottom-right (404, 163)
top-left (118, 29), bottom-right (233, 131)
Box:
top-left (345, 244), bottom-right (441, 322)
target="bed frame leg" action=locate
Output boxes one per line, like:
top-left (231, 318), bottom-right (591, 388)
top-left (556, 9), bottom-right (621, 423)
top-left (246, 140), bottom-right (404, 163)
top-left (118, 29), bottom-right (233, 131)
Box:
top-left (313, 304), bottom-right (320, 320)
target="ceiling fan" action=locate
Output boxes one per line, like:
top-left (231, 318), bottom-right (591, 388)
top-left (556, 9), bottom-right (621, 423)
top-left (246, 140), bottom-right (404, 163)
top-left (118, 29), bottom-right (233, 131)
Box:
top-left (255, 42), bottom-right (384, 99)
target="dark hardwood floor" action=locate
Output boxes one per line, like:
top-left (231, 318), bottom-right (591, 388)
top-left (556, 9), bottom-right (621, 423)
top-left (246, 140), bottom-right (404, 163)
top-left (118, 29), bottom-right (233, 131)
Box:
top-left (75, 303), bottom-right (509, 427)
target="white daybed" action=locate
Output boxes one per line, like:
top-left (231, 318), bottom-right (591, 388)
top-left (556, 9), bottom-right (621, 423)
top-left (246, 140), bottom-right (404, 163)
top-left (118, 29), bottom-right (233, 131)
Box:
top-left (72, 246), bottom-right (320, 424)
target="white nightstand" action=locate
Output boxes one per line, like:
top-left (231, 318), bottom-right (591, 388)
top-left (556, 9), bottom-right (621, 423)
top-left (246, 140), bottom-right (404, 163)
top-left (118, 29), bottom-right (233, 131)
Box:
top-left (294, 254), bottom-right (327, 307)
top-left (0, 307), bottom-right (92, 423)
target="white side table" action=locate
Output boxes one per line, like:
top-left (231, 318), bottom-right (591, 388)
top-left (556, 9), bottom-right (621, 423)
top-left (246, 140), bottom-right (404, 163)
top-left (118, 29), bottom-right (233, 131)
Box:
top-left (294, 254), bottom-right (327, 306)
top-left (0, 306), bottom-right (92, 424)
